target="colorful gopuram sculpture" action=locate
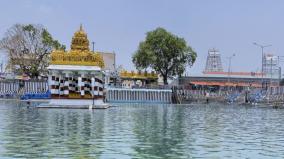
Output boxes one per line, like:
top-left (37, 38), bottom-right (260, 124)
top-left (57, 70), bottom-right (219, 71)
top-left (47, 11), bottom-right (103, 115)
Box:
top-left (47, 25), bottom-right (105, 100)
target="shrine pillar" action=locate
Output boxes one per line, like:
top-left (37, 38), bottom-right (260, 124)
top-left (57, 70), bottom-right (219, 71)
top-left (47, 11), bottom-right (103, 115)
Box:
top-left (63, 71), bottom-right (71, 97)
top-left (49, 70), bottom-right (59, 96)
top-left (91, 77), bottom-right (95, 98)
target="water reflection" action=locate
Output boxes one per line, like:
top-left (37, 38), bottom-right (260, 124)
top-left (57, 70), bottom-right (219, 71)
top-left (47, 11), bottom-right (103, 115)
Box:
top-left (1, 101), bottom-right (106, 158)
top-left (131, 105), bottom-right (188, 158)
top-left (0, 101), bottom-right (284, 158)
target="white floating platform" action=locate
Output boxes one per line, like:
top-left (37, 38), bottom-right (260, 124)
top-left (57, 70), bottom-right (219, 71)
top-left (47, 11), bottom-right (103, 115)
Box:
top-left (37, 99), bottom-right (110, 109)
top-left (37, 104), bottom-right (110, 109)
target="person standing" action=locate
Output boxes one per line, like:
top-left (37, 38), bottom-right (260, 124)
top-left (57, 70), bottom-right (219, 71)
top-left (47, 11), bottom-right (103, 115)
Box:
top-left (205, 91), bottom-right (209, 104)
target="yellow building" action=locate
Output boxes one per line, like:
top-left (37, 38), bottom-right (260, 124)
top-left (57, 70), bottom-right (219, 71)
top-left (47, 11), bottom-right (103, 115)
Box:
top-left (120, 70), bottom-right (158, 88)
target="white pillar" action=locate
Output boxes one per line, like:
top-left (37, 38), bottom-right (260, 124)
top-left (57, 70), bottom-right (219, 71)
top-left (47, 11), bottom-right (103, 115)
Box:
top-left (108, 89), bottom-right (111, 101)
top-left (91, 77), bottom-right (95, 98)
top-left (124, 90), bottom-right (127, 101)
top-left (63, 71), bottom-right (70, 97)
top-left (78, 76), bottom-right (83, 97)
top-left (165, 92), bottom-right (168, 102)
top-left (155, 91), bottom-right (158, 101)
top-left (136, 91), bottom-right (139, 101)
top-left (117, 90), bottom-right (119, 101)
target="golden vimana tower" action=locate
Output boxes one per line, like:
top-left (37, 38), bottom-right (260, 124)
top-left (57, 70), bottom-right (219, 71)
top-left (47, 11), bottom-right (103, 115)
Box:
top-left (70, 24), bottom-right (90, 51)
top-left (50, 25), bottom-right (104, 68)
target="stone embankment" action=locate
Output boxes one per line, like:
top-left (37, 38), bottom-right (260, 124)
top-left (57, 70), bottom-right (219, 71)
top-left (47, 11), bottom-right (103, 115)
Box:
top-left (1, 79), bottom-right (283, 106)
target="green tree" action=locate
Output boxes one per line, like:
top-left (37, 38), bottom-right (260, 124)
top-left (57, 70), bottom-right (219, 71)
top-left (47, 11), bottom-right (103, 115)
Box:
top-left (0, 24), bottom-right (65, 78)
top-left (132, 27), bottom-right (197, 85)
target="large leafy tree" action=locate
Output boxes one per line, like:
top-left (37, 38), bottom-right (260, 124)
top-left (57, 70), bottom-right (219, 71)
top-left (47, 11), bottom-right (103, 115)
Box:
top-left (0, 24), bottom-right (65, 78)
top-left (132, 27), bottom-right (197, 85)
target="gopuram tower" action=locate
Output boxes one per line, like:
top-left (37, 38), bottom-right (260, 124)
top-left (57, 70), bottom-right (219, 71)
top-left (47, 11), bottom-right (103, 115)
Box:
top-left (204, 48), bottom-right (223, 73)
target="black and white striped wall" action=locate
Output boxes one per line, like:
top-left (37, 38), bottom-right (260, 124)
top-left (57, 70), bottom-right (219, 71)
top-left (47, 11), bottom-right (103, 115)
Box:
top-left (48, 71), bottom-right (104, 99)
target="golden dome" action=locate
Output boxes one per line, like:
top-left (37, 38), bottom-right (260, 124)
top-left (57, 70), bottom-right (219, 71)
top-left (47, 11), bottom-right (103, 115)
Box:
top-left (70, 24), bottom-right (90, 51)
top-left (50, 25), bottom-right (105, 68)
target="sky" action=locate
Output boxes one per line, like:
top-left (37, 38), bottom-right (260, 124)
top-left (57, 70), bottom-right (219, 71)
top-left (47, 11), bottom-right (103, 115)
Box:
top-left (0, 0), bottom-right (284, 75)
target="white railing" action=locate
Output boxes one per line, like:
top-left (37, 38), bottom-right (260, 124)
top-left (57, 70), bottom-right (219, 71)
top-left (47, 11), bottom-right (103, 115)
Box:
top-left (106, 88), bottom-right (172, 103)
top-left (0, 80), bottom-right (48, 98)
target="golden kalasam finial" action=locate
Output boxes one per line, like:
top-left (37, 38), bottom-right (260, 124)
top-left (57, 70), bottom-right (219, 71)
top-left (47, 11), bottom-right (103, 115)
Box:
top-left (80, 24), bottom-right (83, 31)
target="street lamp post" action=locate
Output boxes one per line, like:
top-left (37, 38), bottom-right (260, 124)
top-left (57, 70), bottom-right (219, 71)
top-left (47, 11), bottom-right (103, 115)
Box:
top-left (278, 56), bottom-right (284, 87)
top-left (253, 42), bottom-right (272, 88)
top-left (270, 58), bottom-right (273, 93)
top-left (227, 54), bottom-right (236, 85)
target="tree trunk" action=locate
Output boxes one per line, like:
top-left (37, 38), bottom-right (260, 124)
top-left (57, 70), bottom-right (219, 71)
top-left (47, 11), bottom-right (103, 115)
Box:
top-left (163, 75), bottom-right (168, 85)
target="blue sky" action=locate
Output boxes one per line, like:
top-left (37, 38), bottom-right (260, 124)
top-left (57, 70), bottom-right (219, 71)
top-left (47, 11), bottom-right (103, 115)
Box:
top-left (0, 0), bottom-right (284, 74)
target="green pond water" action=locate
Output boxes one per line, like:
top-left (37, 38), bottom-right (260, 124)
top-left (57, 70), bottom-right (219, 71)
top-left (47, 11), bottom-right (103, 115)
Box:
top-left (0, 100), bottom-right (283, 159)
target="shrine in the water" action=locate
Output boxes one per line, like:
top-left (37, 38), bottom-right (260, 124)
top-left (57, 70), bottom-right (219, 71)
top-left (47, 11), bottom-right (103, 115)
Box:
top-left (47, 25), bottom-right (105, 101)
